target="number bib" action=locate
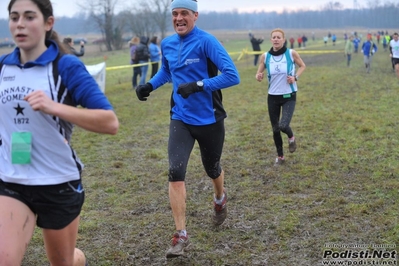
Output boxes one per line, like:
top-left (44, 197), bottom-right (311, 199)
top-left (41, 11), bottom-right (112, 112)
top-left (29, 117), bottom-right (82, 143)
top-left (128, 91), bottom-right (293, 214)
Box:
top-left (11, 132), bottom-right (32, 164)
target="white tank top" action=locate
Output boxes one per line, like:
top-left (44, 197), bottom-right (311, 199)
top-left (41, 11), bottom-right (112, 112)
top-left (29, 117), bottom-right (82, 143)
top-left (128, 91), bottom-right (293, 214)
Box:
top-left (0, 63), bottom-right (83, 185)
top-left (264, 49), bottom-right (298, 95)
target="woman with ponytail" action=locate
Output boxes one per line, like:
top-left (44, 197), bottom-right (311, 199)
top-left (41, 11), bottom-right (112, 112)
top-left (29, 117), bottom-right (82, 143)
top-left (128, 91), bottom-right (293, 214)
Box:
top-left (0, 0), bottom-right (119, 265)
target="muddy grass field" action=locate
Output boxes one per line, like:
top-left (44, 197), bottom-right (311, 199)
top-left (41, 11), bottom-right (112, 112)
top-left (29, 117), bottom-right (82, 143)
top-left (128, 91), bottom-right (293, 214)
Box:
top-left (1, 28), bottom-right (398, 265)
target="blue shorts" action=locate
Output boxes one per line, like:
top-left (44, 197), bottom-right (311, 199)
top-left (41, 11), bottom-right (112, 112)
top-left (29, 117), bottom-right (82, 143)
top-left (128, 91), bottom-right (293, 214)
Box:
top-left (0, 179), bottom-right (85, 229)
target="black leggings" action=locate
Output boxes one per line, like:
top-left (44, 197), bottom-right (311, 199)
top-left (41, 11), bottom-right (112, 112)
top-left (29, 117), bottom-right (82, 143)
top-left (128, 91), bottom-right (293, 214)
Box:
top-left (132, 66), bottom-right (141, 88)
top-left (168, 119), bottom-right (224, 182)
top-left (267, 93), bottom-right (296, 157)
top-left (151, 62), bottom-right (159, 78)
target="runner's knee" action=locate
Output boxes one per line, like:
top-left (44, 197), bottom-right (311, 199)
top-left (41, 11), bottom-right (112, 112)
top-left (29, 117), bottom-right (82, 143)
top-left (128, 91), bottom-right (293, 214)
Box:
top-left (168, 168), bottom-right (185, 182)
top-left (205, 164), bottom-right (222, 179)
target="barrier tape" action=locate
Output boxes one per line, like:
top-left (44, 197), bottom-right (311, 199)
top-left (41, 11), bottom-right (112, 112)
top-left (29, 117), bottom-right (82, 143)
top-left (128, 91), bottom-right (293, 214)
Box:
top-left (106, 49), bottom-right (341, 71)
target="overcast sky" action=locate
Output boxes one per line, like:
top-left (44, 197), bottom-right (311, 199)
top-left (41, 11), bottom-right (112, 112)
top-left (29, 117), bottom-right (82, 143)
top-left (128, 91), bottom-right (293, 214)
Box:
top-left (1, 0), bottom-right (366, 19)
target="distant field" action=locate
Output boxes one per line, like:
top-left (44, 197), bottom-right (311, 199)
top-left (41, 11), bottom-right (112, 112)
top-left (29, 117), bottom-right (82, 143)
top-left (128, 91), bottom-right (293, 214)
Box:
top-left (2, 29), bottom-right (398, 266)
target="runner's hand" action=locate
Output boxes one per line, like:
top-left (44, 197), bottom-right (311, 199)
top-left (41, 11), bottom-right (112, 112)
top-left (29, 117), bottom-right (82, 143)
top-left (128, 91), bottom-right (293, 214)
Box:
top-left (136, 83), bottom-right (153, 101)
top-left (177, 82), bottom-right (203, 99)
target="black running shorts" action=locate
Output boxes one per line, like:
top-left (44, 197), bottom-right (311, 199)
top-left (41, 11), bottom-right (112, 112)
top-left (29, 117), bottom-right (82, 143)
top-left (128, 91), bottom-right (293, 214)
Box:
top-left (0, 179), bottom-right (85, 229)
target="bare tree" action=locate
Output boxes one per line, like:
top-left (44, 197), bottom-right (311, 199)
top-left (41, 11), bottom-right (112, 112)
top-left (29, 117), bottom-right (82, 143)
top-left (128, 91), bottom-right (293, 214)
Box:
top-left (79, 0), bottom-right (125, 51)
top-left (142, 0), bottom-right (171, 39)
top-left (123, 9), bottom-right (157, 38)
top-left (322, 1), bottom-right (344, 10)
top-left (122, 0), bottom-right (170, 40)
top-left (366, 0), bottom-right (382, 8)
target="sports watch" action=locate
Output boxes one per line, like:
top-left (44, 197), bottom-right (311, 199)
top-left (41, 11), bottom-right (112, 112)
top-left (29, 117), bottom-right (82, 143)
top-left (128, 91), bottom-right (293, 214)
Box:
top-left (197, 80), bottom-right (204, 89)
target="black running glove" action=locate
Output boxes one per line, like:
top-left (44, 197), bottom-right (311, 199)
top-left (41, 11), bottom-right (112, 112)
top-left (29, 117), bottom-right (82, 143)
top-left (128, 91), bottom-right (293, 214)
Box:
top-left (136, 83), bottom-right (153, 101)
top-left (177, 82), bottom-right (203, 99)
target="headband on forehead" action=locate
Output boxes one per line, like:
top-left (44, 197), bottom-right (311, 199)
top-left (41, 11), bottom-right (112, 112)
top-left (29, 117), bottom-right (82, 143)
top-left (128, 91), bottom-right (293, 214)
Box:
top-left (171, 0), bottom-right (198, 12)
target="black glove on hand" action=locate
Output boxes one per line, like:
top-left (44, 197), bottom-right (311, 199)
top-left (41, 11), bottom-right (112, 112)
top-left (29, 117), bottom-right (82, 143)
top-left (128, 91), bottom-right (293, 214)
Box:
top-left (136, 83), bottom-right (153, 101)
top-left (177, 82), bottom-right (203, 99)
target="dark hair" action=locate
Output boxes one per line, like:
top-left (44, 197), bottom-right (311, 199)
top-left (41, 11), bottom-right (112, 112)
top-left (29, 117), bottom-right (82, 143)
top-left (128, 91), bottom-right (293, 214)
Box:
top-left (63, 37), bottom-right (72, 45)
top-left (8, 0), bottom-right (69, 54)
top-left (150, 36), bottom-right (158, 44)
top-left (62, 37), bottom-right (74, 54)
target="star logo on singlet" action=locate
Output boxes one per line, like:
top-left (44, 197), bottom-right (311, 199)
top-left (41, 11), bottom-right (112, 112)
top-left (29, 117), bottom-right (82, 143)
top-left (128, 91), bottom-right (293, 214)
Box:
top-left (14, 103), bottom-right (25, 116)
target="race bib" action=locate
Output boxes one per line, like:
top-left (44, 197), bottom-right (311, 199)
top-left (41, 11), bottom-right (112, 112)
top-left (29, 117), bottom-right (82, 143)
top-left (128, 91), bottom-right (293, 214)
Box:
top-left (11, 132), bottom-right (32, 164)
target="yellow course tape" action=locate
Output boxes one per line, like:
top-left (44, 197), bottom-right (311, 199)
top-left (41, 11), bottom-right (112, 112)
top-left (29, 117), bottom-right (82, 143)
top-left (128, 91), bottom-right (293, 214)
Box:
top-left (105, 49), bottom-right (341, 70)
top-left (106, 62), bottom-right (154, 71)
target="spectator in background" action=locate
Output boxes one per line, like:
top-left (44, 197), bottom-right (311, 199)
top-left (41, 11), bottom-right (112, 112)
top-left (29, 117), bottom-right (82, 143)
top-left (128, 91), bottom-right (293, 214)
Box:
top-left (129, 37), bottom-right (141, 89)
top-left (332, 34), bottom-right (337, 46)
top-left (297, 36), bottom-right (302, 48)
top-left (384, 34), bottom-right (391, 52)
top-left (63, 37), bottom-right (84, 57)
top-left (345, 35), bottom-right (354, 67)
top-left (289, 37), bottom-right (295, 49)
top-left (250, 34), bottom-right (264, 66)
top-left (149, 36), bottom-right (161, 78)
top-left (323, 36), bottom-right (328, 46)
top-left (362, 33), bottom-right (378, 73)
top-left (302, 34), bottom-right (307, 48)
top-left (135, 36), bottom-right (150, 85)
top-left (382, 35), bottom-right (388, 52)
top-left (353, 36), bottom-right (361, 53)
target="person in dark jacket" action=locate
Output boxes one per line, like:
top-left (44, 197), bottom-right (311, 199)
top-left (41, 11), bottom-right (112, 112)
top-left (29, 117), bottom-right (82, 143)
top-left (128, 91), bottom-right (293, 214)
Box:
top-left (250, 34), bottom-right (264, 66)
top-left (135, 36), bottom-right (150, 85)
top-left (129, 37), bottom-right (141, 89)
top-left (62, 37), bottom-right (84, 57)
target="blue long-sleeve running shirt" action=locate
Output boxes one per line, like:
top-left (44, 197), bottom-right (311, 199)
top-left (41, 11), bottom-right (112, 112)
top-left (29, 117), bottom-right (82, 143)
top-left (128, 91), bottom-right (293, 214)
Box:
top-left (149, 26), bottom-right (240, 126)
top-left (362, 40), bottom-right (378, 56)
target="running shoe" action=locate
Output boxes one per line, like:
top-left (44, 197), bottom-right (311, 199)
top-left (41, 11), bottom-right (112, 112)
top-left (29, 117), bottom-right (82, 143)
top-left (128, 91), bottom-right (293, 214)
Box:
top-left (213, 190), bottom-right (227, 226)
top-left (274, 156), bottom-right (285, 166)
top-left (288, 137), bottom-right (296, 153)
top-left (166, 233), bottom-right (190, 258)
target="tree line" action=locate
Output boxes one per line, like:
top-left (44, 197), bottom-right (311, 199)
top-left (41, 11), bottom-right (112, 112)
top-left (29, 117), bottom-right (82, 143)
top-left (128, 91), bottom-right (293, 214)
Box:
top-left (0, 0), bottom-right (397, 51)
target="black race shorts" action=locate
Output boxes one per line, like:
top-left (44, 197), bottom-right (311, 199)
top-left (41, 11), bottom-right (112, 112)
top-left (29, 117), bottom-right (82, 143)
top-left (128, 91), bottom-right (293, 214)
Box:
top-left (0, 179), bottom-right (85, 230)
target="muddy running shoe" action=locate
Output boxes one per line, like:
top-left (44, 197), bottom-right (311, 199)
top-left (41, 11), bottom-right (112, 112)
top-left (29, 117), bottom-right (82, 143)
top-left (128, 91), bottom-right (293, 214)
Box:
top-left (166, 233), bottom-right (190, 258)
top-left (213, 190), bottom-right (227, 226)
top-left (288, 137), bottom-right (296, 153)
top-left (274, 156), bottom-right (285, 166)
